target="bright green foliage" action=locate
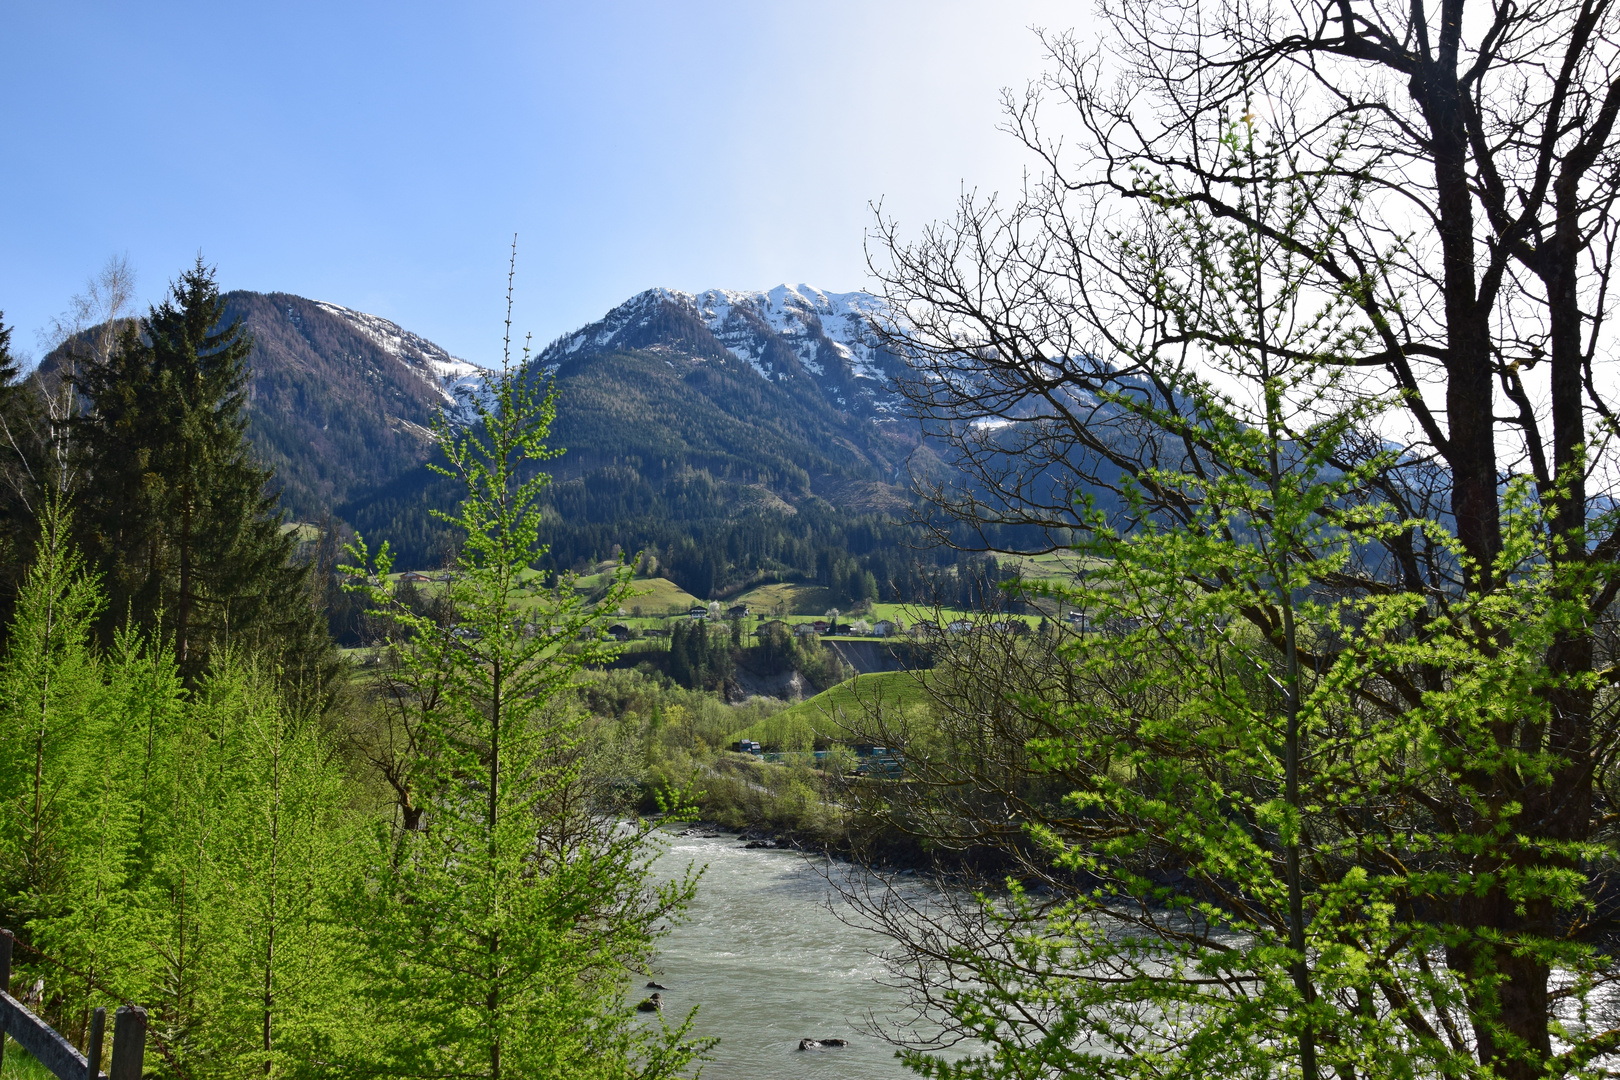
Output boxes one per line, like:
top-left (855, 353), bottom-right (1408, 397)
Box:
top-left (858, 124), bottom-right (1620, 1079)
top-left (343, 277), bottom-right (708, 1079)
top-left (0, 498), bottom-right (362, 1078)
top-left (0, 496), bottom-right (108, 929)
top-left (150, 661), bottom-right (362, 1077)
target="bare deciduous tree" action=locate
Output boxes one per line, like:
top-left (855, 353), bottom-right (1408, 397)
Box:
top-left (28, 255), bottom-right (138, 502)
top-left (855, 3), bottom-right (1620, 1077)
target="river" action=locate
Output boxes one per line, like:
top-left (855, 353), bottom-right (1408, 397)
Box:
top-left (640, 828), bottom-right (938, 1079)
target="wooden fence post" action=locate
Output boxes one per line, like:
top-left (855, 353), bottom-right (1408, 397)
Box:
top-left (0, 927), bottom-right (145, 1080)
top-left (85, 1007), bottom-right (105, 1080)
top-left (108, 1005), bottom-right (145, 1080)
top-left (0, 927), bottom-right (11, 1072)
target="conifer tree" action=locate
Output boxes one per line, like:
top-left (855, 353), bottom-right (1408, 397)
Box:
top-left (71, 259), bottom-right (333, 691)
top-left (25, 624), bottom-right (175, 1055)
top-left (153, 659), bottom-right (361, 1078)
top-left (344, 258), bottom-right (707, 1079)
top-left (0, 315), bottom-right (17, 388)
top-left (0, 496), bottom-right (107, 926)
top-left (0, 500), bottom-right (170, 1053)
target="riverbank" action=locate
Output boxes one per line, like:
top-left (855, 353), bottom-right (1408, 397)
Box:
top-left (584, 667), bottom-right (1022, 874)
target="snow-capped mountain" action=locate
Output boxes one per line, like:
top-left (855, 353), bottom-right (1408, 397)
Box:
top-left (537, 284), bottom-right (906, 418)
top-left (209, 290), bottom-right (497, 519)
top-left (308, 300), bottom-right (491, 426)
top-left (108, 284), bottom-right (939, 564)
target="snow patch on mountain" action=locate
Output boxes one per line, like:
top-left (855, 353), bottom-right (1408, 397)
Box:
top-left (312, 300), bottom-right (491, 425)
top-left (540, 284), bottom-right (903, 416)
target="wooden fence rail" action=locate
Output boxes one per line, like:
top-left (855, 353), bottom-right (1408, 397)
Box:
top-left (0, 929), bottom-right (146, 1080)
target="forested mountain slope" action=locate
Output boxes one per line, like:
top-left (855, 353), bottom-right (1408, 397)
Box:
top-left (222, 291), bottom-right (487, 519)
top-left (341, 285), bottom-right (949, 586)
top-left (212, 285), bottom-right (934, 546)
top-left (38, 285), bottom-right (969, 597)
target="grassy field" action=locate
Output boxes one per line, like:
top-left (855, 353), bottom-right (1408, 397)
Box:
top-left (279, 521), bottom-right (322, 543)
top-left (376, 569), bottom-right (703, 617)
top-left (620, 576), bottom-right (704, 614)
top-left (1012, 550), bottom-right (1103, 580)
top-left (1, 1040), bottom-right (55, 1080)
top-left (368, 563), bottom-right (1088, 636)
top-left (730, 670), bottom-right (932, 750)
top-left (732, 581), bottom-right (832, 616)
top-left (858, 601), bottom-right (1046, 630)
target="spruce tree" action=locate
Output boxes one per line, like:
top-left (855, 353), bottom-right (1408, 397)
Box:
top-left (0, 315), bottom-right (17, 388)
top-left (71, 259), bottom-right (332, 690)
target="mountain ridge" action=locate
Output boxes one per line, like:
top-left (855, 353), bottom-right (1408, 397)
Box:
top-left (537, 284), bottom-right (907, 421)
top-left (39, 283), bottom-right (938, 577)
top-left (220, 291), bottom-right (492, 520)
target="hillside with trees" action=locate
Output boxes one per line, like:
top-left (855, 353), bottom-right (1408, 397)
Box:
top-left (0, 267), bottom-right (711, 1078)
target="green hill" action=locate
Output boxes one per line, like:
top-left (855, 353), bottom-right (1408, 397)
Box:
top-left (732, 671), bottom-right (932, 750)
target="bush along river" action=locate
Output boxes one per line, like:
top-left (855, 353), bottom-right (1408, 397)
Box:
top-left (639, 826), bottom-right (944, 1078)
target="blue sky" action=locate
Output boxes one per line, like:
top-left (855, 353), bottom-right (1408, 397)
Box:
top-left (2, 1), bottom-right (1086, 367)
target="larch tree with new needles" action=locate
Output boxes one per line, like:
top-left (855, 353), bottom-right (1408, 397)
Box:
top-left (344, 256), bottom-right (707, 1080)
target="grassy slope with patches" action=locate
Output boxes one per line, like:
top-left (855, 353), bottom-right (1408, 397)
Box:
top-left (731, 671), bottom-right (931, 750)
top-left (621, 577), bottom-right (704, 613)
top-left (733, 581), bottom-right (832, 615)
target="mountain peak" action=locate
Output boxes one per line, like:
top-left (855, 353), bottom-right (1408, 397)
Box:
top-left (538, 284), bottom-right (902, 417)
top-left (306, 299), bottom-right (490, 426)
